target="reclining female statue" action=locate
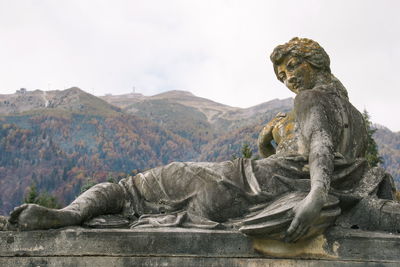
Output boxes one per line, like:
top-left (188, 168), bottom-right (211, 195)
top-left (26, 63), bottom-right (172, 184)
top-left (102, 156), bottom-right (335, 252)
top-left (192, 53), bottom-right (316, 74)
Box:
top-left (6, 37), bottom-right (398, 242)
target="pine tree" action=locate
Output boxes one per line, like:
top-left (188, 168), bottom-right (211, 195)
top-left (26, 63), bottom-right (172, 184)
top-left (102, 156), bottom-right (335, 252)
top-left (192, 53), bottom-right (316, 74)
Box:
top-left (80, 179), bottom-right (97, 193)
top-left (24, 184), bottom-right (38, 204)
top-left (232, 144), bottom-right (260, 160)
top-left (363, 110), bottom-right (383, 167)
top-left (241, 143), bottom-right (253, 159)
top-left (24, 184), bottom-right (60, 209)
top-left (36, 193), bottom-right (60, 209)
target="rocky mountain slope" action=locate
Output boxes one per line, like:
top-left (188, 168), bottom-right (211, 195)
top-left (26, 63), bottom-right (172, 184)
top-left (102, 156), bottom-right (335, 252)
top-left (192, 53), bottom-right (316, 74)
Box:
top-left (0, 88), bottom-right (398, 215)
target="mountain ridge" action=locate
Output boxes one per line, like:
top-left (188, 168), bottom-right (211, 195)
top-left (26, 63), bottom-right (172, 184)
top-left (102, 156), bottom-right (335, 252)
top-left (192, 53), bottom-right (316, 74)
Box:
top-left (0, 88), bottom-right (398, 215)
top-left (0, 87), bottom-right (122, 116)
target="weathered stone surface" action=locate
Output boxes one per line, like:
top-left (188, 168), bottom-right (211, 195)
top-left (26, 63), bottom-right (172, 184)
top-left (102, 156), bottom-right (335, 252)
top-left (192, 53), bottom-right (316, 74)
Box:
top-left (1, 257), bottom-right (398, 267)
top-left (1, 227), bottom-right (399, 266)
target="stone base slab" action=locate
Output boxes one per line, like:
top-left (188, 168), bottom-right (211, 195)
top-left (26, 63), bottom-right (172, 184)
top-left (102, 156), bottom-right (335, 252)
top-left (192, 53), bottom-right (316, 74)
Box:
top-left (1, 226), bottom-right (400, 266)
top-left (1, 256), bottom-right (399, 267)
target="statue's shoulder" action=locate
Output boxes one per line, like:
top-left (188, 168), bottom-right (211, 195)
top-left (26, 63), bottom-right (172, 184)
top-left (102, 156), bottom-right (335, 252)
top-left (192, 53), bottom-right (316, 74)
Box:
top-left (293, 89), bottom-right (329, 116)
top-left (294, 85), bottom-right (349, 112)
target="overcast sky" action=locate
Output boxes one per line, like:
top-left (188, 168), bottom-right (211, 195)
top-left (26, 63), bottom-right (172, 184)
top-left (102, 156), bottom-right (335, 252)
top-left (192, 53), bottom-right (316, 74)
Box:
top-left (0, 0), bottom-right (399, 131)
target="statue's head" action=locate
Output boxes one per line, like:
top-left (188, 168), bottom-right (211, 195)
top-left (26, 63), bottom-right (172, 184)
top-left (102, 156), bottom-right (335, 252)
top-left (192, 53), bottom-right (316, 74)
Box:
top-left (270, 37), bottom-right (331, 94)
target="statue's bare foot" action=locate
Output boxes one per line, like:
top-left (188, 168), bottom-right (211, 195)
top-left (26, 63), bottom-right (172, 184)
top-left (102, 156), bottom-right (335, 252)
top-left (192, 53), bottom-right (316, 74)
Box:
top-left (9, 204), bottom-right (81, 231)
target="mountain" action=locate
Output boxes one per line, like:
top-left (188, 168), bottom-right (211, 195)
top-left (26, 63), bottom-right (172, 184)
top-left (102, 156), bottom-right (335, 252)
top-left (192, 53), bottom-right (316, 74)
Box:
top-left (0, 87), bottom-right (121, 116)
top-left (101, 90), bottom-right (293, 152)
top-left (373, 125), bottom-right (400, 187)
top-left (0, 88), bottom-right (398, 215)
top-left (102, 90), bottom-right (293, 126)
top-left (0, 88), bottom-right (195, 214)
top-left (102, 90), bottom-right (399, 187)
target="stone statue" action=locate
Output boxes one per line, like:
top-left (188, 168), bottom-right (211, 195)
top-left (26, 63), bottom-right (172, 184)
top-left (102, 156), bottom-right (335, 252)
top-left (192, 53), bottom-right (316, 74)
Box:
top-left (3, 38), bottom-right (399, 243)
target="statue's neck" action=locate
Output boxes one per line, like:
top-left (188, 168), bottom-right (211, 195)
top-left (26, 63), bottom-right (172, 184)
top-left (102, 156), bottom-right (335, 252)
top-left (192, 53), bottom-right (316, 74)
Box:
top-left (312, 71), bottom-right (332, 89)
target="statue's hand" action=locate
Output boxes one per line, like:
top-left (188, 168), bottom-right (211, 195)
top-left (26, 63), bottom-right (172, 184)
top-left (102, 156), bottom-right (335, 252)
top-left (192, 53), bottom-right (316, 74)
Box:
top-left (285, 189), bottom-right (325, 242)
top-left (258, 113), bottom-right (286, 158)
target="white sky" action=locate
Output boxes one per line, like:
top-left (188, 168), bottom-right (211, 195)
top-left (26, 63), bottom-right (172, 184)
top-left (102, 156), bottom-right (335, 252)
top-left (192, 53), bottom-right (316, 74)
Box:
top-left (0, 0), bottom-right (399, 131)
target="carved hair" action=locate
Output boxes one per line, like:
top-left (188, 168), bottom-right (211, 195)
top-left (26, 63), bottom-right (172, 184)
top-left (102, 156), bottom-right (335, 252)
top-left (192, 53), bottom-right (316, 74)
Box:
top-left (271, 37), bottom-right (348, 100)
top-left (270, 37), bottom-right (331, 78)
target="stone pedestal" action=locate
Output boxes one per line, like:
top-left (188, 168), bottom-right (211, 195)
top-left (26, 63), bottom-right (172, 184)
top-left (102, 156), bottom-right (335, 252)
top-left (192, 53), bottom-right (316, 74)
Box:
top-left (1, 226), bottom-right (399, 266)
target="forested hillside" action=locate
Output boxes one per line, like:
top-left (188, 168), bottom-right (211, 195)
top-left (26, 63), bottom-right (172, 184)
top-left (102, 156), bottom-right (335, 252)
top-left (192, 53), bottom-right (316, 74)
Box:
top-left (0, 88), bottom-right (195, 214)
top-left (197, 117), bottom-right (400, 188)
top-left (0, 88), bottom-right (398, 215)
top-left (103, 90), bottom-right (293, 153)
top-left (374, 125), bottom-right (400, 186)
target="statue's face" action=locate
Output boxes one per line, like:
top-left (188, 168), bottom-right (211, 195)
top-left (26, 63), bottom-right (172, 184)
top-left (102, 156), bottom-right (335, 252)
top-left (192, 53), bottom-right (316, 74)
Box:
top-left (276, 56), bottom-right (318, 94)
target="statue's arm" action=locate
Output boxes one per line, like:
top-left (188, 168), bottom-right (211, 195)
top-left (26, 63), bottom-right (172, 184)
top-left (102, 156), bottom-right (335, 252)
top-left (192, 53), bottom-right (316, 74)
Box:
top-left (258, 113), bottom-right (285, 158)
top-left (286, 91), bottom-right (334, 242)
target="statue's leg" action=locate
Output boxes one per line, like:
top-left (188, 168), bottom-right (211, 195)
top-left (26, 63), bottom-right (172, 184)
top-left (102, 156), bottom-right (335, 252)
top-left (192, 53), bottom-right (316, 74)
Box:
top-left (9, 182), bottom-right (126, 231)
